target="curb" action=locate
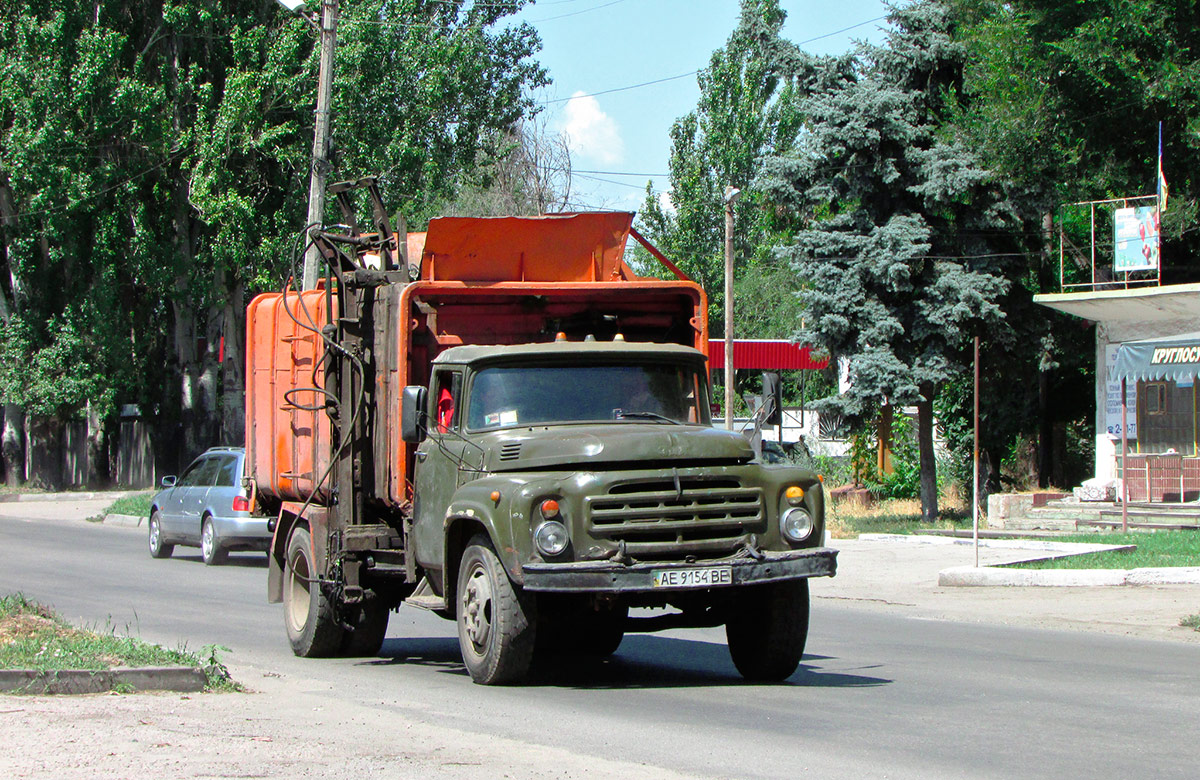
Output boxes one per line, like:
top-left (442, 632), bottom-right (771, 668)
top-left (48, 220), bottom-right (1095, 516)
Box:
top-left (103, 513), bottom-right (144, 528)
top-left (858, 533), bottom-right (1131, 555)
top-left (939, 566), bottom-right (1200, 587)
top-left (0, 666), bottom-right (206, 695)
top-left (0, 491), bottom-right (138, 504)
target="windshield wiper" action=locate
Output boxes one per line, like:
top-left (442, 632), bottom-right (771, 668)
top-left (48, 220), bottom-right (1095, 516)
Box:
top-left (617, 411), bottom-right (682, 425)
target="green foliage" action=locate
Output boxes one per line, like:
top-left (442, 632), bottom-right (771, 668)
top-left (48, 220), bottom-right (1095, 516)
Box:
top-left (1181, 614), bottom-right (1200, 632)
top-left (953, 0), bottom-right (1200, 262)
top-left (0, 593), bottom-right (196, 672)
top-left (102, 492), bottom-right (154, 518)
top-left (0, 0), bottom-right (545, 469)
top-left (759, 2), bottom-right (1021, 423)
top-left (635, 0), bottom-right (811, 333)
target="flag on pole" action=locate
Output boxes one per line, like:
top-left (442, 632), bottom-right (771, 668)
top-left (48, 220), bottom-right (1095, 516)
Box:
top-left (1158, 122), bottom-right (1169, 214)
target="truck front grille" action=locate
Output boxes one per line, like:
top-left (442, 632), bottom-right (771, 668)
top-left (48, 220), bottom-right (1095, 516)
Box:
top-left (585, 478), bottom-right (766, 561)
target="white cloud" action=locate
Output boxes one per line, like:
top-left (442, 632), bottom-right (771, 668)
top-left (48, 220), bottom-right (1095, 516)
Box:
top-left (657, 189), bottom-right (676, 215)
top-left (561, 92), bottom-right (625, 166)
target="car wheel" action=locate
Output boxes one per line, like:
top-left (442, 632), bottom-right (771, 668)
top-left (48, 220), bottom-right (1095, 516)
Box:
top-left (340, 601), bottom-right (390, 657)
top-left (725, 579), bottom-right (809, 682)
top-left (201, 516), bottom-right (228, 566)
top-left (457, 535), bottom-right (536, 685)
top-left (283, 525), bottom-right (343, 657)
top-left (148, 511), bottom-right (174, 559)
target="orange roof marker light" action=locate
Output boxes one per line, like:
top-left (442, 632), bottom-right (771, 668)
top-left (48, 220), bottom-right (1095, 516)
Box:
top-left (555, 332), bottom-right (567, 342)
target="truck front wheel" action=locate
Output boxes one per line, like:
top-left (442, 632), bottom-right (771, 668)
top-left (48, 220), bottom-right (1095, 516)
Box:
top-left (284, 525), bottom-right (344, 657)
top-left (725, 579), bottom-right (810, 682)
top-left (457, 535), bottom-right (536, 684)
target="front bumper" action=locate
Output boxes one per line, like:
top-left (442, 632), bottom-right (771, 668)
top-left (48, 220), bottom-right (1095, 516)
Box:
top-left (521, 546), bottom-right (837, 593)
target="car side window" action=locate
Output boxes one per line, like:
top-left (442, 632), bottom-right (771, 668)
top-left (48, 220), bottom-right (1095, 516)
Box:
top-left (213, 456), bottom-right (240, 488)
top-left (183, 457), bottom-right (222, 488)
top-left (177, 458), bottom-right (206, 487)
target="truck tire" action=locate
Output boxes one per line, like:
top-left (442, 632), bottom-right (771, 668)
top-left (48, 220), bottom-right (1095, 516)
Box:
top-left (725, 579), bottom-right (809, 682)
top-left (457, 535), bottom-right (536, 685)
top-left (200, 516), bottom-right (228, 566)
top-left (148, 511), bottom-right (173, 559)
top-left (283, 525), bottom-right (344, 657)
top-left (340, 602), bottom-right (390, 657)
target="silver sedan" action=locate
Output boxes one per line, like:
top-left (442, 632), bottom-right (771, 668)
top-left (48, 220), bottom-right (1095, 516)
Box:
top-left (147, 447), bottom-right (270, 566)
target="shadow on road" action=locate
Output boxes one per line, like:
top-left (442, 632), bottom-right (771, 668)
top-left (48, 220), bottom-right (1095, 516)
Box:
top-left (168, 553), bottom-right (269, 569)
top-left (370, 634), bottom-right (891, 689)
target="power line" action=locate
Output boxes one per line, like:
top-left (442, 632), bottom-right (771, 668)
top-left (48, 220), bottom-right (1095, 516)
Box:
top-left (536, 15), bottom-right (888, 106)
top-left (531, 0), bottom-right (629, 23)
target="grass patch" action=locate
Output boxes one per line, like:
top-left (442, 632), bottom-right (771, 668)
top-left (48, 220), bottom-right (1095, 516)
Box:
top-left (827, 495), bottom-right (970, 538)
top-left (102, 492), bottom-right (153, 518)
top-left (0, 593), bottom-right (240, 691)
top-left (1181, 614), bottom-right (1200, 632)
top-left (1009, 531), bottom-right (1200, 569)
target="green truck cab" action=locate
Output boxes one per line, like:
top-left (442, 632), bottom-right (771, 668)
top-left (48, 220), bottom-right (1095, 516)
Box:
top-left (401, 341), bottom-right (836, 683)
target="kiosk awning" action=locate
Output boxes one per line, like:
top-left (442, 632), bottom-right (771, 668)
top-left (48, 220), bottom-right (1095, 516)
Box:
top-left (1111, 331), bottom-right (1200, 382)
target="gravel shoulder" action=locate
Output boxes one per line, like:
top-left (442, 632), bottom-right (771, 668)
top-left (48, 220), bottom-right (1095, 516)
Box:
top-left (0, 669), bottom-right (693, 780)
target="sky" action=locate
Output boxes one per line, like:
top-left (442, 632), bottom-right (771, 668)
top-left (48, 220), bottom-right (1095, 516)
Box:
top-left (507, 0), bottom-right (894, 212)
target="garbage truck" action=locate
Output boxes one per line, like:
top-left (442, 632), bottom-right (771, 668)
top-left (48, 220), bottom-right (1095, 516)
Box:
top-left (244, 186), bottom-right (836, 683)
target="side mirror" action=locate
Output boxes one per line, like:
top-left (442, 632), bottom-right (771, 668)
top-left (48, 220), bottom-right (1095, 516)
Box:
top-left (161, 475), bottom-right (177, 488)
top-left (401, 385), bottom-right (428, 443)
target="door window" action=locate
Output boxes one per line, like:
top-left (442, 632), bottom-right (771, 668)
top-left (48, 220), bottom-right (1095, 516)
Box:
top-left (434, 370), bottom-right (462, 433)
top-left (213, 455), bottom-right (241, 488)
top-left (180, 457), bottom-right (221, 487)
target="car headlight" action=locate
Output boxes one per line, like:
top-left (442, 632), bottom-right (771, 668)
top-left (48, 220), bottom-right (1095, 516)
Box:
top-left (780, 507), bottom-right (814, 543)
top-left (534, 520), bottom-right (569, 556)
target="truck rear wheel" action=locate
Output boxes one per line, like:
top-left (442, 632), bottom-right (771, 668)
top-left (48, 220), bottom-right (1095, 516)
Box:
top-left (284, 525), bottom-right (344, 657)
top-left (725, 579), bottom-right (809, 682)
top-left (340, 602), bottom-right (390, 657)
top-left (457, 535), bottom-right (536, 685)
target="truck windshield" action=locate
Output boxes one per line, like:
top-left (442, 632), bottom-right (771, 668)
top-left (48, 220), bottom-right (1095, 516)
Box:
top-left (466, 363), bottom-right (711, 430)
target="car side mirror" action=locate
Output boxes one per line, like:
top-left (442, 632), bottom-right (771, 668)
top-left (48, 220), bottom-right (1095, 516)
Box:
top-left (161, 475), bottom-right (177, 488)
top-left (401, 385), bottom-right (428, 443)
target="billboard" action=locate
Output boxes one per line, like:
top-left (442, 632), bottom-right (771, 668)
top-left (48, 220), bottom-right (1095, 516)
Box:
top-left (1113, 206), bottom-right (1159, 272)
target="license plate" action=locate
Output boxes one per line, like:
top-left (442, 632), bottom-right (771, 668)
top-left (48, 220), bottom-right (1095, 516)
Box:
top-left (651, 566), bottom-right (733, 589)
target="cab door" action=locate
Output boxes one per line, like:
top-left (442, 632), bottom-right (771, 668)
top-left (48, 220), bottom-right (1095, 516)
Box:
top-left (412, 369), bottom-right (469, 574)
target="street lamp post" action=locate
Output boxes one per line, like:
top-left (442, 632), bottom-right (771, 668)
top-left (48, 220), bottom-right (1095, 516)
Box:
top-left (277, 0), bottom-right (338, 291)
top-left (723, 186), bottom-right (741, 430)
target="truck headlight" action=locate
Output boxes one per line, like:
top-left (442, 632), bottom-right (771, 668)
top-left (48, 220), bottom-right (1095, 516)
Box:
top-left (534, 520), bottom-right (569, 556)
top-left (780, 507), bottom-right (814, 543)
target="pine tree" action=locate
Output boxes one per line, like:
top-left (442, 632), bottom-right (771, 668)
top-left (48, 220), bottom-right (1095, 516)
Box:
top-left (758, 0), bottom-right (1024, 521)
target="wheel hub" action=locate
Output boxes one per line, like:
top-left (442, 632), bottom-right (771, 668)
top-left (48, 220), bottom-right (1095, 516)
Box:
top-left (462, 565), bottom-right (493, 649)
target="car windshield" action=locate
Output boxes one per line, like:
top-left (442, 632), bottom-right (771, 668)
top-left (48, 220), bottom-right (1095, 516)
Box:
top-left (466, 362), bottom-right (710, 430)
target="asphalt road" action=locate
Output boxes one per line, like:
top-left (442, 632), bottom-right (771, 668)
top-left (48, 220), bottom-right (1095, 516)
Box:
top-left (2, 513), bottom-right (1198, 779)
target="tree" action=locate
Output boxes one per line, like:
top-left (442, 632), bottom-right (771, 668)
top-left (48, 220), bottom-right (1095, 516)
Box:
top-left (635, 0), bottom-right (810, 329)
top-left (952, 0), bottom-right (1200, 269)
top-left (444, 115), bottom-right (573, 216)
top-left (758, 0), bottom-right (1025, 521)
top-left (0, 0), bottom-right (546, 485)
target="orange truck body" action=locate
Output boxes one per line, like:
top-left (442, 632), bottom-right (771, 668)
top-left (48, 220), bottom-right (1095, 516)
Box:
top-left (245, 212), bottom-right (708, 510)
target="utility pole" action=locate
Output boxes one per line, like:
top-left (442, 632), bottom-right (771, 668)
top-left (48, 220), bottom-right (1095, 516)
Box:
top-left (304, 0), bottom-right (338, 290)
top-left (723, 186), bottom-right (741, 430)
top-left (277, 0), bottom-right (339, 290)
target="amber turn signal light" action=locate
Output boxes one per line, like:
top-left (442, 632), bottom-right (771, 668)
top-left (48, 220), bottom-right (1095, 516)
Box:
top-left (540, 499), bottom-right (560, 517)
